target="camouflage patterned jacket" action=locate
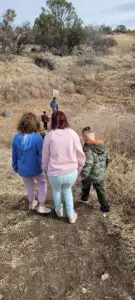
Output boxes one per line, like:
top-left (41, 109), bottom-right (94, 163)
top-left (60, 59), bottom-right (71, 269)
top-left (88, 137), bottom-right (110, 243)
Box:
top-left (81, 141), bottom-right (109, 181)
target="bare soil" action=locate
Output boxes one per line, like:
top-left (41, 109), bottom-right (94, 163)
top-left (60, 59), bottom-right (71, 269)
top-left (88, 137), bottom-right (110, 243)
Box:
top-left (0, 191), bottom-right (135, 300)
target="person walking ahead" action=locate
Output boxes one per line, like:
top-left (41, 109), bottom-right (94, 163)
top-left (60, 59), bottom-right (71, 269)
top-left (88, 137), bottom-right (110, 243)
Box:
top-left (50, 97), bottom-right (59, 113)
top-left (42, 111), bottom-right (85, 224)
top-left (12, 112), bottom-right (51, 214)
top-left (80, 126), bottom-right (110, 214)
top-left (41, 111), bottom-right (50, 131)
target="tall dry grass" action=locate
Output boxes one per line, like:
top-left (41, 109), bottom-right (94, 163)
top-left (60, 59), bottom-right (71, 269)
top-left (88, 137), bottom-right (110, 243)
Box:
top-left (0, 34), bottom-right (134, 111)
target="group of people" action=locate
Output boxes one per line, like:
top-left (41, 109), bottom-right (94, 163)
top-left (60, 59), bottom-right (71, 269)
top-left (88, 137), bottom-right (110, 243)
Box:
top-left (12, 107), bottom-right (110, 224)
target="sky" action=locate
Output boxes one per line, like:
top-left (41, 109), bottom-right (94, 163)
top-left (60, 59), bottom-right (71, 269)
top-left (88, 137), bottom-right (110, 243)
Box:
top-left (0, 0), bottom-right (135, 28)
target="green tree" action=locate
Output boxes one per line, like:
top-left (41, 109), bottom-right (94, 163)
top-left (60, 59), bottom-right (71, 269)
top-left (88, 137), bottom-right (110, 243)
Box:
top-left (34, 0), bottom-right (84, 54)
top-left (14, 22), bottom-right (33, 54)
top-left (116, 25), bottom-right (127, 33)
top-left (0, 9), bottom-right (16, 53)
top-left (100, 25), bottom-right (112, 34)
top-left (46, 0), bottom-right (78, 27)
top-left (0, 10), bottom-right (31, 55)
top-left (2, 9), bottom-right (16, 29)
top-left (67, 22), bottom-right (85, 53)
top-left (34, 12), bottom-right (61, 48)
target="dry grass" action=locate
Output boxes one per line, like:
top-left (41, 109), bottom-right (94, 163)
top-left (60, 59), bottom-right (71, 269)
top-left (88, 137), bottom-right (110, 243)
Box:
top-left (107, 154), bottom-right (135, 204)
top-left (0, 34), bottom-right (134, 110)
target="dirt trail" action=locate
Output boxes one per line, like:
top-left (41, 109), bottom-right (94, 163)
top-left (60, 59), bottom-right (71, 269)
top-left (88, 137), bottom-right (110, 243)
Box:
top-left (0, 192), bottom-right (135, 300)
top-left (0, 104), bottom-right (135, 299)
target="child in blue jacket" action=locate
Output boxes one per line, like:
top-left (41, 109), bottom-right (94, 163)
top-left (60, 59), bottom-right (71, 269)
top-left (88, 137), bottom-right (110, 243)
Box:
top-left (12, 112), bottom-right (51, 214)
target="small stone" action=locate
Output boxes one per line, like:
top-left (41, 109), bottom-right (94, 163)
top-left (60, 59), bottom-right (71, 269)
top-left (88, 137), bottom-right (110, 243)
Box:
top-left (82, 288), bottom-right (87, 294)
top-left (0, 294), bottom-right (4, 300)
top-left (2, 111), bottom-right (13, 118)
top-left (101, 273), bottom-right (110, 281)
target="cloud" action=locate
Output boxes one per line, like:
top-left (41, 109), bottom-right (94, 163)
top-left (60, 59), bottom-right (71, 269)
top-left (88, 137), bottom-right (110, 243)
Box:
top-left (117, 0), bottom-right (135, 12)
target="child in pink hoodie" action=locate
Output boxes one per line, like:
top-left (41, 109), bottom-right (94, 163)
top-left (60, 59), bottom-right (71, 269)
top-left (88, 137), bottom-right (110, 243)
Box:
top-left (42, 111), bottom-right (85, 223)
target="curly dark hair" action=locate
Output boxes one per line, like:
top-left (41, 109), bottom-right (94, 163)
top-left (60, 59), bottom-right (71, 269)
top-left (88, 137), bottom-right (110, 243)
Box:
top-left (17, 112), bottom-right (40, 134)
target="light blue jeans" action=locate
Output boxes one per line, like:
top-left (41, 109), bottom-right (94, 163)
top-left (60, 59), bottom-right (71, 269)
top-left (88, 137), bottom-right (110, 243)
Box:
top-left (49, 171), bottom-right (78, 219)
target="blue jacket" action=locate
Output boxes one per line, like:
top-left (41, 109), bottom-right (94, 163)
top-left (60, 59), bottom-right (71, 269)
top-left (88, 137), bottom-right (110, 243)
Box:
top-left (50, 100), bottom-right (59, 112)
top-left (12, 133), bottom-right (43, 177)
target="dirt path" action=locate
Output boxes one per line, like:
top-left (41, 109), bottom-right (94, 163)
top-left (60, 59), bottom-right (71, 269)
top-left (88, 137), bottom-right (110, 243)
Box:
top-left (0, 191), bottom-right (135, 300)
top-left (0, 104), bottom-right (135, 299)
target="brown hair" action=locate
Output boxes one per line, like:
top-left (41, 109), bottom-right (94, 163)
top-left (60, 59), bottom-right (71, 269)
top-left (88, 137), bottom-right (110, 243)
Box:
top-left (17, 112), bottom-right (40, 134)
top-left (51, 111), bottom-right (69, 130)
top-left (82, 126), bottom-right (92, 134)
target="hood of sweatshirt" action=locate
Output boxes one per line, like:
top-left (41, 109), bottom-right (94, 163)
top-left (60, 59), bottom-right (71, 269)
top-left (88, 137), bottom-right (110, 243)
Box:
top-left (16, 133), bottom-right (35, 151)
top-left (85, 139), bottom-right (106, 155)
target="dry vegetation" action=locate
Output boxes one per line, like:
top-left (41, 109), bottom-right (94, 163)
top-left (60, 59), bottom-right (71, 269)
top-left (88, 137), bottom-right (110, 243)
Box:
top-left (0, 34), bottom-right (135, 299)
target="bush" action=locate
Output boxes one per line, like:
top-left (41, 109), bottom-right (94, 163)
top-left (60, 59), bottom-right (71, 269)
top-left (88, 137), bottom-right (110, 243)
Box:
top-left (34, 56), bottom-right (55, 70)
top-left (91, 36), bottom-right (117, 55)
top-left (116, 25), bottom-right (127, 33)
top-left (85, 27), bottom-right (117, 55)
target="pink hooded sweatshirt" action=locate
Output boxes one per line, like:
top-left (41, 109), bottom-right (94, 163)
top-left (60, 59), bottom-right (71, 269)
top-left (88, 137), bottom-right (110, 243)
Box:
top-left (42, 128), bottom-right (85, 176)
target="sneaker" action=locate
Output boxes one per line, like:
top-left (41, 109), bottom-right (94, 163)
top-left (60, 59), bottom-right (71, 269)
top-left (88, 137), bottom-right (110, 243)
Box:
top-left (56, 209), bottom-right (64, 217)
top-left (37, 205), bottom-right (51, 214)
top-left (29, 200), bottom-right (38, 210)
top-left (69, 212), bottom-right (78, 224)
top-left (100, 206), bottom-right (110, 213)
top-left (79, 199), bottom-right (90, 204)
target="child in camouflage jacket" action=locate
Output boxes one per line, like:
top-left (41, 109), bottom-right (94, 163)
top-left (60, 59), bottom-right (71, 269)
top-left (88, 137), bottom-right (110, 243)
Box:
top-left (80, 126), bottom-right (110, 213)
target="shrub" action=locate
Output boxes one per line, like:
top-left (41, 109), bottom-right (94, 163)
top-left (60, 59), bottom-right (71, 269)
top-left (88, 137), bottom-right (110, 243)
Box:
top-left (116, 25), bottom-right (127, 33)
top-left (34, 56), bottom-right (55, 70)
top-left (91, 36), bottom-right (117, 55)
top-left (85, 27), bottom-right (117, 55)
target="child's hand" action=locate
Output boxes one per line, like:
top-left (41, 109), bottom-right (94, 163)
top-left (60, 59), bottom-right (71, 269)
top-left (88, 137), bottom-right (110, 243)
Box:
top-left (77, 176), bottom-right (82, 185)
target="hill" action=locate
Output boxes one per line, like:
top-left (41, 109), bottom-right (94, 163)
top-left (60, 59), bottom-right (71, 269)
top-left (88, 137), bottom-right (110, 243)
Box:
top-left (0, 34), bottom-right (135, 299)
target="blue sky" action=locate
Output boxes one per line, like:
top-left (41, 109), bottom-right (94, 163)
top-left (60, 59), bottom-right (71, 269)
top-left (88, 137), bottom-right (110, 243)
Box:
top-left (0, 0), bottom-right (135, 28)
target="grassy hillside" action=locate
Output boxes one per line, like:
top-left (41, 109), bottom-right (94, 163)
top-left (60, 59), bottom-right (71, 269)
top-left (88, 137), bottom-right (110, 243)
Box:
top-left (0, 34), bottom-right (135, 299)
top-left (0, 34), bottom-right (134, 109)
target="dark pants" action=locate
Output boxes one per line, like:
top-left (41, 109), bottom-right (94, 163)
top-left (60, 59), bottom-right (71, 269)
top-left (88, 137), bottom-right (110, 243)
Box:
top-left (43, 123), bottom-right (48, 130)
top-left (81, 179), bottom-right (110, 212)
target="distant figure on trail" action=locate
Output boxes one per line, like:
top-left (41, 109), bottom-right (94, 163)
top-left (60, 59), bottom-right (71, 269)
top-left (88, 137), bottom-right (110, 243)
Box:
top-left (41, 111), bottom-right (50, 131)
top-left (50, 97), bottom-right (59, 113)
top-left (12, 112), bottom-right (51, 215)
top-left (42, 111), bottom-right (85, 224)
top-left (80, 126), bottom-right (110, 216)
